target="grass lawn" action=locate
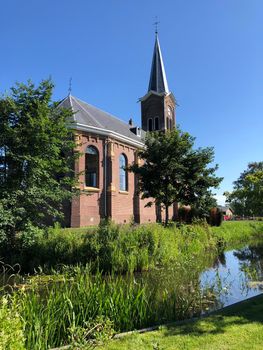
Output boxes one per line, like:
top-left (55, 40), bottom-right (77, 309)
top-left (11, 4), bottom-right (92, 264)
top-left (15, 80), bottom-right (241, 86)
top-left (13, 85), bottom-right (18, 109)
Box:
top-left (102, 294), bottom-right (263, 350)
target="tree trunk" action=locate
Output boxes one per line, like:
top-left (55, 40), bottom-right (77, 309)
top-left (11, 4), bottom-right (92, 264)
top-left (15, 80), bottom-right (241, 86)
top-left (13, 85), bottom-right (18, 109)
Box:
top-left (165, 205), bottom-right (169, 226)
top-left (156, 203), bottom-right (162, 223)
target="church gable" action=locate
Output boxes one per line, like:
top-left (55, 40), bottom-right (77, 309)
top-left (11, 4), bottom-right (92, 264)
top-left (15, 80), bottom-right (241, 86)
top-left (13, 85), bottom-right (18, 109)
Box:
top-left (58, 95), bottom-right (144, 147)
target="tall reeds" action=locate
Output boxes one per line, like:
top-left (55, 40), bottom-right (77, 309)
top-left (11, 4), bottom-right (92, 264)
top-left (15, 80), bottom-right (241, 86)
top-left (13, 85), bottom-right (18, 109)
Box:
top-left (0, 261), bottom-right (219, 350)
top-left (0, 220), bottom-right (221, 274)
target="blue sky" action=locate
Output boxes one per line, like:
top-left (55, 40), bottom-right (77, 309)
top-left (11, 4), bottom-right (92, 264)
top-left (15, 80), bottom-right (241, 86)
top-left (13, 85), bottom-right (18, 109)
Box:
top-left (1, 0), bottom-right (263, 204)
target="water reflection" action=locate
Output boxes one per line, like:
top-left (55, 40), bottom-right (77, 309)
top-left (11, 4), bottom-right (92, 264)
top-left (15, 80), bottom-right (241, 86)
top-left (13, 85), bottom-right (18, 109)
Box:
top-left (212, 251), bottom-right (226, 268)
top-left (132, 256), bottom-right (219, 322)
top-left (200, 243), bottom-right (263, 310)
top-left (1, 243), bottom-right (263, 323)
top-left (130, 242), bottom-right (263, 320)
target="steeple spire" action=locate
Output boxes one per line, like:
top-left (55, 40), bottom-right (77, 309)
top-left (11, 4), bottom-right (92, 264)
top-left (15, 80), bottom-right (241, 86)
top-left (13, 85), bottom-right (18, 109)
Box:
top-left (148, 34), bottom-right (169, 94)
top-left (140, 31), bottom-right (175, 132)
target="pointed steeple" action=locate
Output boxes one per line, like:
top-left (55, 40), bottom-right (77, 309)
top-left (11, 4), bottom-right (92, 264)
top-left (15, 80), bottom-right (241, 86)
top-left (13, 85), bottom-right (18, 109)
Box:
top-left (148, 34), bottom-right (169, 94)
top-left (140, 31), bottom-right (175, 132)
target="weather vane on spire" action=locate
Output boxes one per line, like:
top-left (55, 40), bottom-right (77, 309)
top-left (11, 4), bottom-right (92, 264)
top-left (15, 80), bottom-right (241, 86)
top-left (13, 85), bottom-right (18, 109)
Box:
top-left (153, 16), bottom-right (160, 35)
top-left (68, 77), bottom-right (72, 96)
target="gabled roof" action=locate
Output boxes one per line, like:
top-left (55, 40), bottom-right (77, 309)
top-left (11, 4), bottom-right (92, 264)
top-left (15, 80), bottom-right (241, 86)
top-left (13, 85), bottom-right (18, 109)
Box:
top-left (148, 34), bottom-right (169, 94)
top-left (58, 95), bottom-right (145, 147)
top-left (218, 205), bottom-right (233, 213)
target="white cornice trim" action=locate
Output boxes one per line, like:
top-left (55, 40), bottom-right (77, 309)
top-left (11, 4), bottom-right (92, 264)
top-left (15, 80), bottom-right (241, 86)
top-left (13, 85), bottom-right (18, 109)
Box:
top-left (73, 123), bottom-right (144, 148)
top-left (139, 90), bottom-right (171, 102)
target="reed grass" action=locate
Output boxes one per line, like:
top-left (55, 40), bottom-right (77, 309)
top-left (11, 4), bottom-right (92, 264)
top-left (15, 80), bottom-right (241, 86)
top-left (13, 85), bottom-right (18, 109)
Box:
top-left (1, 262), bottom-right (218, 350)
top-left (211, 221), bottom-right (263, 247)
top-left (1, 220), bottom-right (263, 274)
top-left (0, 220), bottom-right (222, 273)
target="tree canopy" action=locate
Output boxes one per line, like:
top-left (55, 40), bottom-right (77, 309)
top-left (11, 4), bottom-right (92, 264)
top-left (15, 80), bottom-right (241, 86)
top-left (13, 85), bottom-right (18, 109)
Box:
top-left (130, 128), bottom-right (222, 225)
top-left (225, 162), bottom-right (263, 217)
top-left (0, 80), bottom-right (79, 244)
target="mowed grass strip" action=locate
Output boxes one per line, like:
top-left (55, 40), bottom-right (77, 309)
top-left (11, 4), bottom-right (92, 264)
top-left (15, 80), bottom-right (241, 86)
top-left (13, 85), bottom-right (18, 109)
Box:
top-left (102, 294), bottom-right (263, 350)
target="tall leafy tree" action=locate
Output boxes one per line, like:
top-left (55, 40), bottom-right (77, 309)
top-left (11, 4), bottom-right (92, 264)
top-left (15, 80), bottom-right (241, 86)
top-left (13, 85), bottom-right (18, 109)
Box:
top-left (0, 80), bottom-right (79, 244)
top-left (130, 128), bottom-right (222, 225)
top-left (225, 162), bottom-right (263, 217)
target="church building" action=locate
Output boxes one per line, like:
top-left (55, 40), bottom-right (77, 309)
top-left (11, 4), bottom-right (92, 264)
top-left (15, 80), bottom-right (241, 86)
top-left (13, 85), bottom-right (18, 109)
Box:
top-left (59, 34), bottom-right (177, 227)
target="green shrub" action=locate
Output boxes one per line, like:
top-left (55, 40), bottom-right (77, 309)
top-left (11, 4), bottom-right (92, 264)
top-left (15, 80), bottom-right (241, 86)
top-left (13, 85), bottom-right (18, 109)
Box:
top-left (1, 221), bottom-right (263, 274)
top-left (0, 295), bottom-right (25, 350)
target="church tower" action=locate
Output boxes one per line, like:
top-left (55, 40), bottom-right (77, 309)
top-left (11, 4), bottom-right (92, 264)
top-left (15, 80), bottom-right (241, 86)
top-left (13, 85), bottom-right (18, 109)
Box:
top-left (140, 33), bottom-right (176, 132)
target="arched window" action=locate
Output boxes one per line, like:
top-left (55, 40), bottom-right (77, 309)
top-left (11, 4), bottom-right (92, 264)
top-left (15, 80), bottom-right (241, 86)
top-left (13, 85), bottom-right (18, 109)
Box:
top-left (169, 119), bottom-right (172, 130)
top-left (148, 118), bottom-right (153, 132)
top-left (154, 116), bottom-right (159, 130)
top-left (85, 146), bottom-right (99, 187)
top-left (119, 153), bottom-right (128, 191)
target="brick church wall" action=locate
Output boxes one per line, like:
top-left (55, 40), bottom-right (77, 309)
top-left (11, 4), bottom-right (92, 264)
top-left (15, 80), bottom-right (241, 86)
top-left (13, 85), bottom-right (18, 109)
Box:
top-left (138, 196), bottom-right (157, 223)
top-left (71, 132), bottom-right (105, 227)
top-left (70, 131), bottom-right (157, 227)
top-left (109, 141), bottom-right (135, 224)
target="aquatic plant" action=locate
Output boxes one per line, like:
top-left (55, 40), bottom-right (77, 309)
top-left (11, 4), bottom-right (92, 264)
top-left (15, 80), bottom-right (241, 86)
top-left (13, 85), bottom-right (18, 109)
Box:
top-left (0, 262), bottom-right (220, 350)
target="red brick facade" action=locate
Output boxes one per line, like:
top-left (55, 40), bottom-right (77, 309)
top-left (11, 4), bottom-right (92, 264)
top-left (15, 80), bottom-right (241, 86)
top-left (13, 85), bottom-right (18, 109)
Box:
top-left (70, 131), bottom-right (159, 227)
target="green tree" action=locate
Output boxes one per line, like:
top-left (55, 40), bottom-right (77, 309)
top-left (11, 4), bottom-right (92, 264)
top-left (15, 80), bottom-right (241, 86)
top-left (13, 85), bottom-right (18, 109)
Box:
top-left (225, 162), bottom-right (263, 217)
top-left (130, 128), bottom-right (222, 225)
top-left (0, 79), bottom-right (79, 244)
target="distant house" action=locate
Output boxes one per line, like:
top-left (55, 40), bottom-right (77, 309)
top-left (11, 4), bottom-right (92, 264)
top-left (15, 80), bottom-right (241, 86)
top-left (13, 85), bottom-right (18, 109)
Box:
top-left (218, 206), bottom-right (234, 220)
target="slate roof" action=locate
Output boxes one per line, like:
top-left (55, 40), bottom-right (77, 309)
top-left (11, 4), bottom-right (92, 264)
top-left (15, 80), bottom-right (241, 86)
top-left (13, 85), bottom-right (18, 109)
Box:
top-left (148, 34), bottom-right (169, 94)
top-left (58, 95), bottom-right (145, 146)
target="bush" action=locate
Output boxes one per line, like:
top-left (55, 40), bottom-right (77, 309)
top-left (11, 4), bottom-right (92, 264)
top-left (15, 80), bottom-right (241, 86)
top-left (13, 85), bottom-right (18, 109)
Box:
top-left (0, 295), bottom-right (25, 350)
top-left (209, 208), bottom-right (223, 226)
top-left (1, 220), bottom-right (263, 274)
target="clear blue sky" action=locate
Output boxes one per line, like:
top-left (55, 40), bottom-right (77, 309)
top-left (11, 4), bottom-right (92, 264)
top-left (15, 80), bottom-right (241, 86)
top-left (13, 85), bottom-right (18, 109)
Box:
top-left (1, 0), bottom-right (263, 204)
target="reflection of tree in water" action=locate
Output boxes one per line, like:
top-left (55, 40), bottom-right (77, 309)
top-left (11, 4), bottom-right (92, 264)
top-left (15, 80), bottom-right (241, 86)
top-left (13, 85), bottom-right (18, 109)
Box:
top-left (130, 254), bottom-right (224, 323)
top-left (212, 252), bottom-right (226, 269)
top-left (234, 244), bottom-right (263, 282)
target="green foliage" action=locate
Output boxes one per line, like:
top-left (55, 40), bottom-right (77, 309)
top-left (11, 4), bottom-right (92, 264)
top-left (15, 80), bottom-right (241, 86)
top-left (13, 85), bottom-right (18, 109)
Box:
top-left (0, 79), bottom-right (79, 244)
top-left (0, 295), bottom-right (25, 350)
top-left (1, 221), bottom-right (263, 274)
top-left (0, 222), bottom-right (263, 349)
top-left (1, 221), bottom-right (221, 273)
top-left (129, 128), bottom-right (222, 225)
top-left (67, 315), bottom-right (114, 349)
top-left (5, 261), bottom-right (221, 349)
top-left (0, 220), bottom-right (263, 272)
top-left (225, 162), bottom-right (263, 217)
top-left (17, 267), bottom-right (147, 348)
top-left (211, 221), bottom-right (263, 246)
top-left (17, 222), bottom-right (44, 249)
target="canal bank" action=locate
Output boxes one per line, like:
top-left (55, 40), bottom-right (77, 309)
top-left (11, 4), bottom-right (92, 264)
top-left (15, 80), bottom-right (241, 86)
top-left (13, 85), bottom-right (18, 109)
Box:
top-left (103, 293), bottom-right (263, 350)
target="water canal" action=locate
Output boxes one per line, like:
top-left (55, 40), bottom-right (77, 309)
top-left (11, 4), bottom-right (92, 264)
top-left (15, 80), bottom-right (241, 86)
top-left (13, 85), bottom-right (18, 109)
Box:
top-left (1, 237), bottom-right (263, 349)
top-left (129, 241), bottom-right (263, 321)
top-left (0, 240), bottom-right (263, 331)
top-left (200, 243), bottom-right (263, 309)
